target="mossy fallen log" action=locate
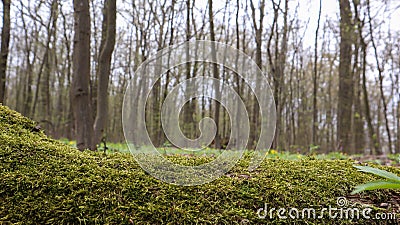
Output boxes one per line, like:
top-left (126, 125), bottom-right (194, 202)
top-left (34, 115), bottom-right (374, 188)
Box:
top-left (0, 105), bottom-right (398, 224)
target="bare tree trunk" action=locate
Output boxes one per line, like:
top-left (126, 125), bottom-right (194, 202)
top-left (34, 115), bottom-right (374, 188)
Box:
top-left (19, 3), bottom-right (35, 117)
top-left (40, 0), bottom-right (58, 135)
top-left (161, 0), bottom-right (176, 145)
top-left (392, 46), bottom-right (400, 154)
top-left (183, 0), bottom-right (193, 142)
top-left (353, 8), bottom-right (380, 155)
top-left (32, 8), bottom-right (55, 120)
top-left (269, 0), bottom-right (289, 150)
top-left (267, 2), bottom-right (278, 149)
top-left (337, 0), bottom-right (354, 152)
top-left (397, 66), bottom-right (400, 153)
top-left (234, 0), bottom-right (242, 145)
top-left (60, 7), bottom-right (74, 140)
top-left (94, 0), bottom-right (117, 147)
top-left (376, 100), bottom-right (382, 152)
top-left (327, 51), bottom-right (336, 152)
top-left (249, 0), bottom-right (265, 149)
top-left (276, 2), bottom-right (287, 149)
top-left (208, 0), bottom-right (221, 149)
top-left (72, 0), bottom-right (95, 151)
top-left (397, 99), bottom-right (400, 153)
top-left (312, 0), bottom-right (322, 145)
top-left (151, 38), bottom-right (163, 145)
top-left (288, 52), bottom-right (296, 148)
top-left (351, 0), bottom-right (364, 154)
top-left (366, 0), bottom-right (392, 154)
top-left (0, 0), bottom-right (10, 103)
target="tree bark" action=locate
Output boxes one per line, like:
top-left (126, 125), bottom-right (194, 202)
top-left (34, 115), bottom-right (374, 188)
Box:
top-left (208, 0), bottom-right (221, 149)
top-left (337, 0), bottom-right (354, 152)
top-left (267, 0), bottom-right (288, 150)
top-left (19, 3), bottom-right (35, 117)
top-left (0, 0), bottom-right (10, 103)
top-left (151, 13), bottom-right (164, 147)
top-left (183, 0), bottom-right (193, 142)
top-left (93, 0), bottom-right (117, 147)
top-left (366, 0), bottom-right (392, 154)
top-left (249, 0), bottom-right (265, 149)
top-left (350, 0), bottom-right (364, 154)
top-left (312, 0), bottom-right (322, 145)
top-left (72, 0), bottom-right (95, 151)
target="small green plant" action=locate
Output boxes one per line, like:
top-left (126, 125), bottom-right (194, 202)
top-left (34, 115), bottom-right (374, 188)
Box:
top-left (162, 141), bottom-right (172, 148)
top-left (309, 144), bottom-right (320, 155)
top-left (351, 165), bottom-right (400, 194)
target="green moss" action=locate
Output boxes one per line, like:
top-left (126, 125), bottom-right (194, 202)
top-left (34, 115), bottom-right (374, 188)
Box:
top-left (0, 105), bottom-right (399, 224)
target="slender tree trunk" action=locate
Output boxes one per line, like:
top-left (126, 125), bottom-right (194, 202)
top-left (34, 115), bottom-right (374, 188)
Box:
top-left (337, 0), bottom-right (354, 152)
top-left (72, 0), bottom-right (95, 151)
top-left (32, 6), bottom-right (56, 120)
top-left (312, 0), bottom-right (322, 145)
top-left (208, 0), bottom-right (221, 149)
top-left (152, 21), bottom-right (165, 146)
top-left (354, 10), bottom-right (380, 155)
top-left (20, 5), bottom-right (35, 117)
top-left (249, 0), bottom-right (265, 149)
top-left (0, 0), bottom-right (11, 104)
top-left (327, 52), bottom-right (336, 152)
top-left (350, 0), bottom-right (363, 154)
top-left (267, 4), bottom-right (277, 148)
top-left (59, 7), bottom-right (74, 139)
top-left (94, 0), bottom-right (117, 147)
top-left (397, 99), bottom-right (400, 153)
top-left (234, 0), bottom-right (241, 145)
top-left (183, 0), bottom-right (193, 142)
top-left (40, 0), bottom-right (58, 135)
top-left (397, 64), bottom-right (400, 153)
top-left (277, 0), bottom-right (289, 150)
top-left (267, 0), bottom-right (287, 149)
top-left (366, 0), bottom-right (392, 154)
top-left (376, 100), bottom-right (382, 152)
top-left (288, 54), bottom-right (296, 148)
top-left (161, 1), bottom-right (175, 145)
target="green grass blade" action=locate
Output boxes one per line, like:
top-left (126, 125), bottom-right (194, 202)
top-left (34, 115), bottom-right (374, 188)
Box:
top-left (351, 180), bottom-right (400, 194)
top-left (353, 165), bottom-right (400, 182)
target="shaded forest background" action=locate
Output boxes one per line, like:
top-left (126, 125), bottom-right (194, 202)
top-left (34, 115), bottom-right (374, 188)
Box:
top-left (0, 0), bottom-right (399, 155)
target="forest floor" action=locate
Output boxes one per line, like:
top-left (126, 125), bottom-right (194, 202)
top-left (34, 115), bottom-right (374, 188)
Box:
top-left (60, 139), bottom-right (400, 218)
top-left (60, 139), bottom-right (400, 167)
top-left (1, 105), bottom-right (399, 224)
